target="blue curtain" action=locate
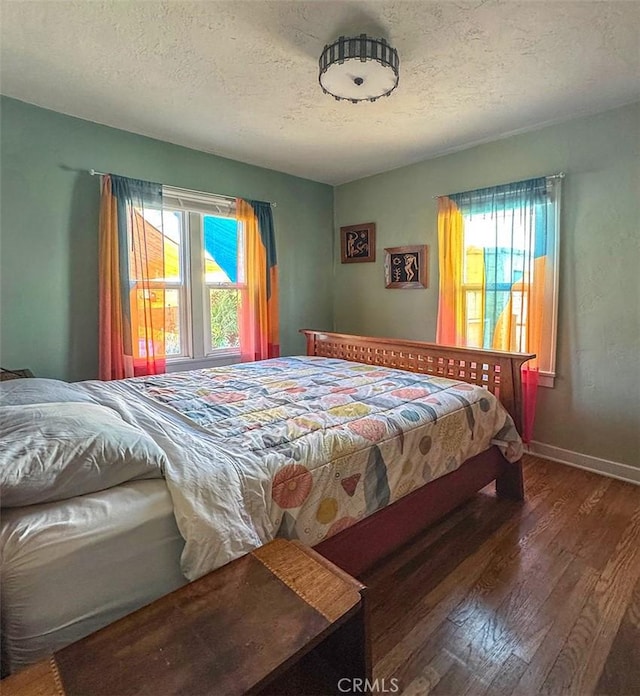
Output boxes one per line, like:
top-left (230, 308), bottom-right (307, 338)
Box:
top-left (248, 200), bottom-right (277, 299)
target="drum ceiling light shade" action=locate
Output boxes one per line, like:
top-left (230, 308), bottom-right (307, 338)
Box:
top-left (319, 34), bottom-right (400, 103)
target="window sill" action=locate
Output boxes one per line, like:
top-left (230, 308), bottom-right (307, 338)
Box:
top-left (539, 372), bottom-right (555, 388)
top-left (166, 353), bottom-right (241, 373)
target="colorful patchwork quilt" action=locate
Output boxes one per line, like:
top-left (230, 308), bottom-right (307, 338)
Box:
top-left (81, 356), bottom-right (523, 579)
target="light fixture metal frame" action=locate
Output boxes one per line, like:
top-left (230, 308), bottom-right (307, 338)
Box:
top-left (319, 33), bottom-right (400, 104)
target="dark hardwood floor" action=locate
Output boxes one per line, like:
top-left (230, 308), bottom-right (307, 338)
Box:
top-left (363, 455), bottom-right (640, 695)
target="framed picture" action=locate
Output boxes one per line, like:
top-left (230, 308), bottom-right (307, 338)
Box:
top-left (384, 245), bottom-right (429, 289)
top-left (340, 222), bottom-right (376, 263)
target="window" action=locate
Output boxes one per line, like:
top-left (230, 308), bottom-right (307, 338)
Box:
top-left (134, 187), bottom-right (244, 366)
top-left (462, 213), bottom-right (535, 354)
top-left (438, 176), bottom-right (561, 387)
top-left (203, 215), bottom-right (244, 354)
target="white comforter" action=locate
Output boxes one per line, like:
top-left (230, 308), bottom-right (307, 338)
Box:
top-left (77, 379), bottom-right (272, 580)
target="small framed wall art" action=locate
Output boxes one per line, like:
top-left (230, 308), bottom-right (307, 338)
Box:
top-left (384, 245), bottom-right (428, 289)
top-left (340, 222), bottom-right (376, 263)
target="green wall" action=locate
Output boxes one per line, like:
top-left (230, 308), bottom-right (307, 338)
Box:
top-left (2, 97), bottom-right (638, 468)
top-left (0, 97), bottom-right (333, 381)
top-left (334, 103), bottom-right (640, 468)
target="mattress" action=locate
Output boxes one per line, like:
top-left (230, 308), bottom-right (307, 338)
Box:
top-left (0, 479), bottom-right (185, 672)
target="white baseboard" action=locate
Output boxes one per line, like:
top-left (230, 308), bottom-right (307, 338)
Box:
top-left (526, 441), bottom-right (640, 486)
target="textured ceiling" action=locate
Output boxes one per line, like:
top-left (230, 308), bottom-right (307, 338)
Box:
top-left (1, 1), bottom-right (639, 185)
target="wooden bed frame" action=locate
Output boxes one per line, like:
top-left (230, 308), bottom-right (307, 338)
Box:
top-left (301, 330), bottom-right (534, 577)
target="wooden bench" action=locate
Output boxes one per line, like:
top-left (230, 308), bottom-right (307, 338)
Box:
top-left (1, 539), bottom-right (371, 695)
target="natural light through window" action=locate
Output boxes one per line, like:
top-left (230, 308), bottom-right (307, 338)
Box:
top-left (442, 174), bottom-right (562, 387)
top-left (462, 209), bottom-right (534, 354)
top-left (131, 188), bottom-right (244, 366)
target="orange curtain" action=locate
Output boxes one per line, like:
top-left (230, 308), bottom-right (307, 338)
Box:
top-left (98, 177), bottom-right (124, 380)
top-left (436, 197), bottom-right (466, 345)
top-left (236, 199), bottom-right (279, 361)
top-left (98, 174), bottom-right (166, 380)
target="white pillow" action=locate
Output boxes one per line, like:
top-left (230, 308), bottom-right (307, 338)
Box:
top-left (0, 402), bottom-right (167, 507)
top-left (0, 378), bottom-right (96, 407)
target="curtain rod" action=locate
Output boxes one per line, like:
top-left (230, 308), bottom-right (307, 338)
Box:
top-left (89, 169), bottom-right (277, 208)
top-left (432, 172), bottom-right (565, 199)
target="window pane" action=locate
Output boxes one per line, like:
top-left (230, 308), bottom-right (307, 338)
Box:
top-left (130, 288), bottom-right (182, 357)
top-left (161, 211), bottom-right (184, 283)
top-left (464, 247), bottom-right (484, 285)
top-left (131, 208), bottom-right (183, 283)
top-left (203, 215), bottom-right (243, 284)
top-left (164, 289), bottom-right (182, 356)
top-left (511, 290), bottom-right (529, 353)
top-left (463, 209), bottom-right (533, 252)
top-left (208, 288), bottom-right (240, 350)
top-left (465, 290), bottom-right (483, 348)
top-left (462, 212), bottom-right (534, 352)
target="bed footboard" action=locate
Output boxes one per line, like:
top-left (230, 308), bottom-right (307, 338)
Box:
top-left (301, 330), bottom-right (534, 435)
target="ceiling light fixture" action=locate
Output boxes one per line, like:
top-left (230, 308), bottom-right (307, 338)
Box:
top-left (319, 34), bottom-right (399, 104)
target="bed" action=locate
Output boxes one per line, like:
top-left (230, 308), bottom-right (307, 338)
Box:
top-left (0, 330), bottom-right (533, 673)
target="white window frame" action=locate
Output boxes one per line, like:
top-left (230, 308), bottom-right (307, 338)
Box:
top-left (161, 186), bottom-right (244, 371)
top-left (128, 206), bottom-right (191, 361)
top-left (153, 208), bottom-right (191, 360)
top-left (203, 223), bottom-right (245, 357)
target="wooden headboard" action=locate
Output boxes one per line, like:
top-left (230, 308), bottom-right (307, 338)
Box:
top-left (301, 330), bottom-right (534, 435)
